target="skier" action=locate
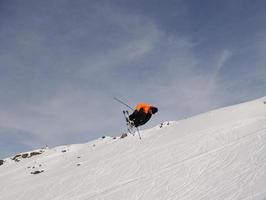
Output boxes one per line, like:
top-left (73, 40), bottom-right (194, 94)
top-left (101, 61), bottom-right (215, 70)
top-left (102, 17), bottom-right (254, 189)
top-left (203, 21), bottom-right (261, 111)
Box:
top-left (129, 103), bottom-right (158, 127)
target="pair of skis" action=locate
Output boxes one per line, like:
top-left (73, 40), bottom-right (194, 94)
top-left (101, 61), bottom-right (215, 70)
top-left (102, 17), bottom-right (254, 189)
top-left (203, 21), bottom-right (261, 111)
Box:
top-left (123, 110), bottom-right (141, 140)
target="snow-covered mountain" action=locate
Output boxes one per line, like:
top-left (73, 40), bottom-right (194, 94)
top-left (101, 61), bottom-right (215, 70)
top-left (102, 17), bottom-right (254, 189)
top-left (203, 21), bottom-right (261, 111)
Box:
top-left (1, 97), bottom-right (266, 200)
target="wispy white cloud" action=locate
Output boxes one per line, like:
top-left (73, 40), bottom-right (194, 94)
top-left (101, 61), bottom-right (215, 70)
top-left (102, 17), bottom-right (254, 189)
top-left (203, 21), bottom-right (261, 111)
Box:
top-left (78, 10), bottom-right (160, 77)
top-left (213, 49), bottom-right (232, 78)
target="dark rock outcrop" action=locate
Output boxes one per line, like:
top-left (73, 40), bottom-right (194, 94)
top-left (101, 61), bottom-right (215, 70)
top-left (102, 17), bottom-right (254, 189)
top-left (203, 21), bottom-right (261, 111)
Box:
top-left (0, 160), bottom-right (4, 166)
top-left (120, 133), bottom-right (128, 139)
top-left (11, 150), bottom-right (43, 162)
top-left (12, 154), bottom-right (22, 162)
top-left (29, 152), bottom-right (42, 157)
top-left (21, 153), bottom-right (28, 158)
top-left (31, 170), bottom-right (44, 175)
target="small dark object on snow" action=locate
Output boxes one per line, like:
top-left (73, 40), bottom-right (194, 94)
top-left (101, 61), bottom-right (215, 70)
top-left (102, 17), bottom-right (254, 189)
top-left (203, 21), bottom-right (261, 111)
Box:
top-left (30, 151), bottom-right (42, 157)
top-left (159, 121), bottom-right (170, 128)
top-left (31, 170), bottom-right (44, 175)
top-left (102, 136), bottom-right (106, 139)
top-left (77, 156), bottom-right (81, 159)
top-left (0, 160), bottom-right (4, 166)
top-left (12, 154), bottom-right (21, 160)
top-left (12, 154), bottom-right (21, 162)
top-left (61, 150), bottom-right (67, 153)
top-left (22, 153), bottom-right (28, 158)
top-left (14, 154), bottom-right (21, 159)
top-left (264, 101), bottom-right (266, 104)
top-left (77, 163), bottom-right (81, 166)
top-left (120, 133), bottom-right (128, 139)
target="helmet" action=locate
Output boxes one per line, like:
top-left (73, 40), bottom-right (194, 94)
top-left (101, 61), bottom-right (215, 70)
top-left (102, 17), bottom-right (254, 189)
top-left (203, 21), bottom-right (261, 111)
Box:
top-left (151, 107), bottom-right (158, 114)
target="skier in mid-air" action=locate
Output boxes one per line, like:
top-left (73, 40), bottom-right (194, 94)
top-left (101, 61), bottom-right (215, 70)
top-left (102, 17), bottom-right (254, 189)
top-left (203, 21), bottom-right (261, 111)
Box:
top-left (114, 98), bottom-right (158, 138)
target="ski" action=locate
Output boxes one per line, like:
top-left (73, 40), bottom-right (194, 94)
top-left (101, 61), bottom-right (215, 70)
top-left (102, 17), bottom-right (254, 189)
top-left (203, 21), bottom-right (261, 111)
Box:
top-left (123, 110), bottom-right (134, 134)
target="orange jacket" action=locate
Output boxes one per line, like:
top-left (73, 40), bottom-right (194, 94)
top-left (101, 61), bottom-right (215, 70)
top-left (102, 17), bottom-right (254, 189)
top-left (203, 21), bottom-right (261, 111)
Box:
top-left (135, 103), bottom-right (152, 114)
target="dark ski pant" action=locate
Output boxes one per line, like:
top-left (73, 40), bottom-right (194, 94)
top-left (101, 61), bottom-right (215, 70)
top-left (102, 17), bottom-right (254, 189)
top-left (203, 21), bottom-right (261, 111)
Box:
top-left (129, 110), bottom-right (152, 127)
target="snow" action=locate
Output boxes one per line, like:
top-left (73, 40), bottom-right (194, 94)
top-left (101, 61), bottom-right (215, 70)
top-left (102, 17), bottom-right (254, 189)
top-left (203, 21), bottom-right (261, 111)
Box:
top-left (1, 97), bottom-right (266, 200)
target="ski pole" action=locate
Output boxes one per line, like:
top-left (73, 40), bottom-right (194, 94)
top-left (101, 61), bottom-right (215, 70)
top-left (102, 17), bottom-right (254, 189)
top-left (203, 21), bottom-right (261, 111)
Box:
top-left (136, 127), bottom-right (142, 140)
top-left (113, 97), bottom-right (134, 111)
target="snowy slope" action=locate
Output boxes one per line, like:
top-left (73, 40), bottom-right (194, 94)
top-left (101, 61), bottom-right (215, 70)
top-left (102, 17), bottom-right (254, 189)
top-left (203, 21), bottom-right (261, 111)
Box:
top-left (1, 97), bottom-right (266, 200)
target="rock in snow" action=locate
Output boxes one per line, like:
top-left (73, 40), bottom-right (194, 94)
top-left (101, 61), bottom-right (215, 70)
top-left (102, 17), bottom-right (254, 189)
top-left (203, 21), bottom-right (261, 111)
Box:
top-left (0, 97), bottom-right (266, 200)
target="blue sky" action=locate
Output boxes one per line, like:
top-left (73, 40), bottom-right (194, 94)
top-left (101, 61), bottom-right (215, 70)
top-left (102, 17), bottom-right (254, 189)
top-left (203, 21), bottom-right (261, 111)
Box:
top-left (1, 0), bottom-right (266, 159)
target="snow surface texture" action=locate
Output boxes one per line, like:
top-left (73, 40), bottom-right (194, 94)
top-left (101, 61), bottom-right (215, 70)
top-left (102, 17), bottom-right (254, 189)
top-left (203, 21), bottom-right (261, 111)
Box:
top-left (1, 97), bottom-right (266, 200)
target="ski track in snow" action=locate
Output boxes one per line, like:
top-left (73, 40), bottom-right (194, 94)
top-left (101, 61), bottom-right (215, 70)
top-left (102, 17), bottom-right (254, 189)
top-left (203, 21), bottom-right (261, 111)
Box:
top-left (1, 97), bottom-right (266, 200)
